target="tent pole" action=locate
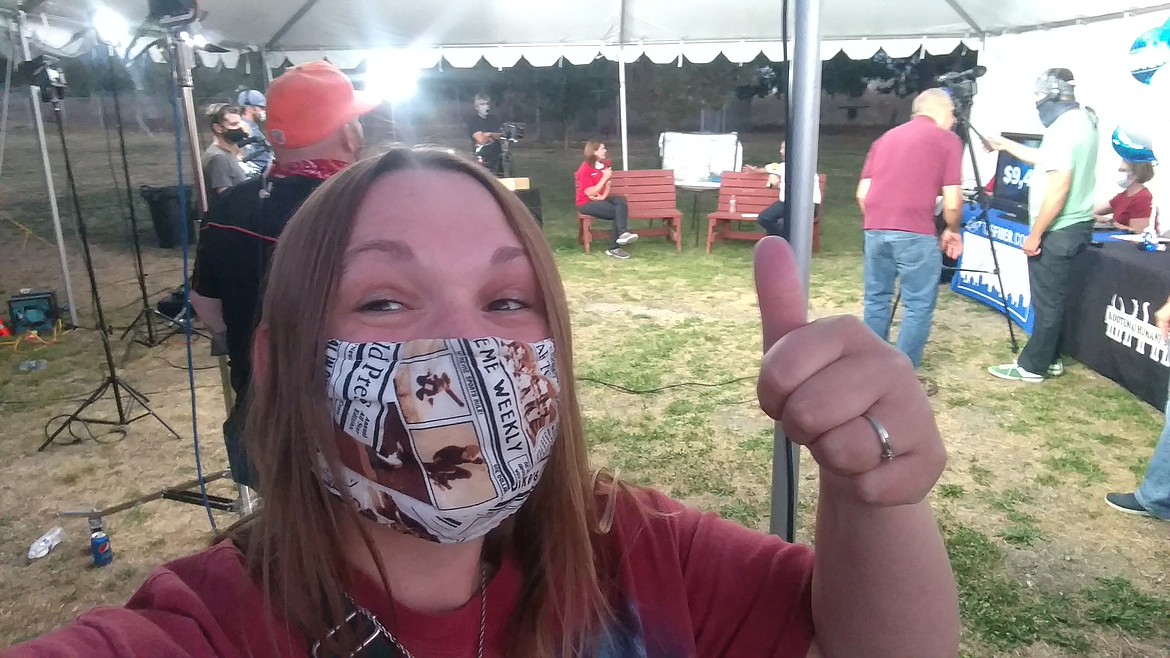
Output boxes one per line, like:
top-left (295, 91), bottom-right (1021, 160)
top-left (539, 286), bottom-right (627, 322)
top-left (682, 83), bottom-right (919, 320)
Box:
top-left (259, 47), bottom-right (274, 89)
top-left (618, 46), bottom-right (630, 171)
top-left (169, 38), bottom-right (209, 215)
top-left (0, 27), bottom-right (14, 178)
top-left (769, 0), bottom-right (823, 542)
top-left (18, 10), bottom-right (79, 327)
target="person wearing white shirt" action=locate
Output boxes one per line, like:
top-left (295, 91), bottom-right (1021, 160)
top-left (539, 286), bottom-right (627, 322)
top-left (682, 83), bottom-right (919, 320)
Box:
top-left (745, 140), bottom-right (822, 239)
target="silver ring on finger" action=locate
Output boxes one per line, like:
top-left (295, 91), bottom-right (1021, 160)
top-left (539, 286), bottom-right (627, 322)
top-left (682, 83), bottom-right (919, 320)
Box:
top-left (862, 413), bottom-right (896, 461)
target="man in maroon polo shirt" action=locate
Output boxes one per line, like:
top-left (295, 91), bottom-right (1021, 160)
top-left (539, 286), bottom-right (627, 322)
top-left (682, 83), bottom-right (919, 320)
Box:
top-left (856, 88), bottom-right (964, 368)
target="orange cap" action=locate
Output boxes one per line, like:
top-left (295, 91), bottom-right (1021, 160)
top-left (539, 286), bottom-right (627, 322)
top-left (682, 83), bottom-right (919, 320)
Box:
top-left (266, 61), bottom-right (379, 149)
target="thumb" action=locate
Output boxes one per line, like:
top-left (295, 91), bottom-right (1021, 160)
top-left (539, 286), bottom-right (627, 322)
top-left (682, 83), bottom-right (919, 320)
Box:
top-left (754, 236), bottom-right (808, 352)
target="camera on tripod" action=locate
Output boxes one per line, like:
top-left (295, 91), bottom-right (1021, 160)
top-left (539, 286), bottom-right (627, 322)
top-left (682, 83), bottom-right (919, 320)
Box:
top-left (17, 56), bottom-right (67, 104)
top-left (499, 122), bottom-right (525, 142)
top-left (936, 65), bottom-right (986, 111)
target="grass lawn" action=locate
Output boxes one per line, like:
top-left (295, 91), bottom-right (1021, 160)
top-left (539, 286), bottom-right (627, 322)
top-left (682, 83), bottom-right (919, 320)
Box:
top-left (0, 124), bottom-right (1168, 655)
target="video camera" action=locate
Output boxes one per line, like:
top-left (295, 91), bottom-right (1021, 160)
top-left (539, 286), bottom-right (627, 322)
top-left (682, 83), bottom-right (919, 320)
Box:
top-left (499, 122), bottom-right (526, 142)
top-left (936, 65), bottom-right (986, 111)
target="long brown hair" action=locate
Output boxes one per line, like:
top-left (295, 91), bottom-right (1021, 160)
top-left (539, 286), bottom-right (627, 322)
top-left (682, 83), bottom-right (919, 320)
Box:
top-left (582, 140), bottom-right (604, 165)
top-left (241, 147), bottom-right (616, 657)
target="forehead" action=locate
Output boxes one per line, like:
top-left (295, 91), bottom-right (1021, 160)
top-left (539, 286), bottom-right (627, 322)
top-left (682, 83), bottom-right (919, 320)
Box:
top-left (349, 168), bottom-right (524, 256)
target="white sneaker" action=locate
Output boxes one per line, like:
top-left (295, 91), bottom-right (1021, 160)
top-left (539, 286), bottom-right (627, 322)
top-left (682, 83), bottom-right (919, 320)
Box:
top-left (605, 248), bottom-right (631, 260)
top-left (987, 363), bottom-right (1044, 383)
top-left (616, 232), bottom-right (639, 245)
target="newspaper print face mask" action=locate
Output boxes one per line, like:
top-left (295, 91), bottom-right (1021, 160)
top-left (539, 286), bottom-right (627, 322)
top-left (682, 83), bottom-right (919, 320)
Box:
top-left (321, 337), bottom-right (561, 544)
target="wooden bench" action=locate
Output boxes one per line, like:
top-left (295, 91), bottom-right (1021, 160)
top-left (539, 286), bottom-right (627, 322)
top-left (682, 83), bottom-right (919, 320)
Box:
top-left (705, 172), bottom-right (828, 253)
top-left (577, 169), bottom-right (682, 254)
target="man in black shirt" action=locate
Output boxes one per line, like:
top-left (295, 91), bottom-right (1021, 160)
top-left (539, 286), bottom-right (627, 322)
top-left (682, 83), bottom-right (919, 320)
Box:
top-left (190, 61), bottom-right (376, 489)
top-left (467, 93), bottom-right (502, 175)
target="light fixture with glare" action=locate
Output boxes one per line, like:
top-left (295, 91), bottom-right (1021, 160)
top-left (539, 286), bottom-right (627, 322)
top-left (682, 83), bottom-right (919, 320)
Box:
top-left (364, 52), bottom-right (421, 104)
top-left (93, 6), bottom-right (131, 47)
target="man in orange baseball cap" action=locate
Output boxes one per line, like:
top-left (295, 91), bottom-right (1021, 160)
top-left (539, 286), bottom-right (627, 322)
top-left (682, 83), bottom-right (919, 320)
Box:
top-left (190, 61), bottom-right (379, 492)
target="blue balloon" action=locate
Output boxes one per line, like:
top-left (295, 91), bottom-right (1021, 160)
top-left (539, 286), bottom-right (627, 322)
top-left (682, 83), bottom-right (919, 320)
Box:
top-left (1130, 25), bottom-right (1170, 84)
top-left (1113, 127), bottom-right (1158, 163)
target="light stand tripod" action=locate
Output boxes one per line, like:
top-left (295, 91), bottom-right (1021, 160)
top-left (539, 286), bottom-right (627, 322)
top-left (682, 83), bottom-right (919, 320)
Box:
top-left (38, 76), bottom-right (180, 451)
top-left (98, 45), bottom-right (165, 351)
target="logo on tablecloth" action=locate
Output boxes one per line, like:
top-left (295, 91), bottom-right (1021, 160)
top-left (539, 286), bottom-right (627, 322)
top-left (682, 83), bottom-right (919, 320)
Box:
top-left (1105, 294), bottom-right (1170, 365)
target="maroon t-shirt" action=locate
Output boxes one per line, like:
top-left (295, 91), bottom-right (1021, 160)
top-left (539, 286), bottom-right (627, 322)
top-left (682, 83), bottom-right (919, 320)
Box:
top-left (860, 115), bottom-right (963, 235)
top-left (1108, 187), bottom-right (1153, 227)
top-left (8, 489), bottom-right (815, 657)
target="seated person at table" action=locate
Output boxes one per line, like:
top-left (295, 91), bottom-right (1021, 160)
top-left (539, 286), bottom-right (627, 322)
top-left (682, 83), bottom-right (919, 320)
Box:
top-left (745, 140), bottom-right (822, 239)
top-left (576, 140), bottom-right (638, 260)
top-left (1095, 160), bottom-right (1154, 232)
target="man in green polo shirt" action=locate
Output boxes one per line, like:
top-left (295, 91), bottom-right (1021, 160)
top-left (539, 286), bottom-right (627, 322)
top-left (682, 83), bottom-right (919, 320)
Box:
top-left (985, 68), bottom-right (1099, 383)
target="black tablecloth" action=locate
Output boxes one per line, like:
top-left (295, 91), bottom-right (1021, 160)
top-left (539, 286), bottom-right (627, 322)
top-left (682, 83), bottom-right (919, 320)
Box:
top-left (1064, 242), bottom-right (1170, 409)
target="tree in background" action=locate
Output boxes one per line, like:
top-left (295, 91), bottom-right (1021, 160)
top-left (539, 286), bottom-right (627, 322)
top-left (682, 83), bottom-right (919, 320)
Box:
top-left (533, 58), bottom-right (615, 151)
top-left (625, 55), bottom-right (748, 136)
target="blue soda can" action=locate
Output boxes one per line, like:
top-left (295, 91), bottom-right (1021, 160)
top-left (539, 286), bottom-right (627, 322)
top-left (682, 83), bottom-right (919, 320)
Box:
top-left (90, 531), bottom-right (113, 567)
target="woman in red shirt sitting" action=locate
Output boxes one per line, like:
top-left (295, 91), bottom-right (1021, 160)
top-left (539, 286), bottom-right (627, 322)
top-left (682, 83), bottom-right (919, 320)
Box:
top-left (1096, 160), bottom-right (1155, 232)
top-left (575, 140), bottom-right (638, 259)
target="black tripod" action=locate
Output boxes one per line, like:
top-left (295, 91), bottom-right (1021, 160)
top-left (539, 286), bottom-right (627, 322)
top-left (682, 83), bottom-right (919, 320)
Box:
top-left (949, 101), bottom-right (1020, 354)
top-left (99, 48), bottom-right (180, 352)
top-left (39, 88), bottom-right (180, 451)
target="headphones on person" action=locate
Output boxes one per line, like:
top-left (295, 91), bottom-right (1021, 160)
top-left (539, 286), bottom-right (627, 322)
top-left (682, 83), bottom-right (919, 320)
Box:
top-left (1036, 68), bottom-right (1076, 103)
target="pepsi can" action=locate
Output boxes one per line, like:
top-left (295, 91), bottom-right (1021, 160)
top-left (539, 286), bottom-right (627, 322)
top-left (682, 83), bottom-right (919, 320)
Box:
top-left (90, 531), bottom-right (113, 567)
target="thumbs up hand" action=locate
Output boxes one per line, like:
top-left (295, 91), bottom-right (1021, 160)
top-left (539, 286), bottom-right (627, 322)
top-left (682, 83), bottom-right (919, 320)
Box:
top-left (753, 237), bottom-right (947, 507)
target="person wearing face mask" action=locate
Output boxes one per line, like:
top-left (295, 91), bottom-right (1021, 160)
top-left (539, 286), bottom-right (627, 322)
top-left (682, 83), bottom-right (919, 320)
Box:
top-left (1094, 160), bottom-right (1154, 233)
top-left (9, 147), bottom-right (960, 658)
top-left (201, 103), bottom-right (250, 203)
top-left (189, 61), bottom-right (376, 490)
top-left (468, 93), bottom-right (503, 175)
top-left (985, 68), bottom-right (1099, 383)
top-left (236, 88), bottom-right (274, 177)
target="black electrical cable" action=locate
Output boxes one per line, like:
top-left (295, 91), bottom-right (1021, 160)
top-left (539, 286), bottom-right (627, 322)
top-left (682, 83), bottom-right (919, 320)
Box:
top-left (156, 355), bottom-right (217, 371)
top-left (43, 413), bottom-right (128, 446)
top-left (576, 375), bottom-right (753, 395)
top-left (780, 0), bottom-right (796, 543)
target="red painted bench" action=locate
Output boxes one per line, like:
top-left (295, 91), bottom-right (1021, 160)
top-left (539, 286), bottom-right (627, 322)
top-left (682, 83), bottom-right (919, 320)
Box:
top-left (577, 169), bottom-right (682, 254)
top-left (705, 172), bottom-right (828, 253)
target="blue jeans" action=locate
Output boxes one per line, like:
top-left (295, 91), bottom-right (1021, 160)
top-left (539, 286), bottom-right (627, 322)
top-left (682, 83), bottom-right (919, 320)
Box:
top-left (863, 230), bottom-right (942, 368)
top-left (1136, 387), bottom-right (1170, 520)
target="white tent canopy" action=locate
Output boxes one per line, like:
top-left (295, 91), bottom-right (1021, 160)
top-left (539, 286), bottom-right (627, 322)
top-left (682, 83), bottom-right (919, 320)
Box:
top-left (5, 1), bottom-right (1170, 68)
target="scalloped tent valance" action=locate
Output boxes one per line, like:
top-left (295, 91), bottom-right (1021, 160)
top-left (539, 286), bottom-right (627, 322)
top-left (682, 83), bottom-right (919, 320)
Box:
top-left (4, 1), bottom-right (1169, 68)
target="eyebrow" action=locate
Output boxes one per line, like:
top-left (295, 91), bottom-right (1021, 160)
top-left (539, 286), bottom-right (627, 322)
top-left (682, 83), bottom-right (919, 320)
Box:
top-left (344, 241), bottom-right (526, 266)
top-left (490, 245), bottom-right (527, 266)
top-left (345, 239), bottom-right (415, 261)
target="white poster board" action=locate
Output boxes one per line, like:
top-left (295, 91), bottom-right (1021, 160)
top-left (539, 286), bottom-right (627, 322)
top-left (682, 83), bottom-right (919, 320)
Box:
top-left (658, 132), bottom-right (743, 188)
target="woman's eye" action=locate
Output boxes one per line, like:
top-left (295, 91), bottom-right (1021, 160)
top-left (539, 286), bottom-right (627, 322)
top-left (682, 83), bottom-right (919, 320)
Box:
top-left (359, 298), bottom-right (405, 313)
top-left (486, 298), bottom-right (529, 312)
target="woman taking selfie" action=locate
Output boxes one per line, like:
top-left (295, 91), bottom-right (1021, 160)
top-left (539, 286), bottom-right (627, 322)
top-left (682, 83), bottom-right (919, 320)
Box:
top-left (10, 147), bottom-right (959, 658)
